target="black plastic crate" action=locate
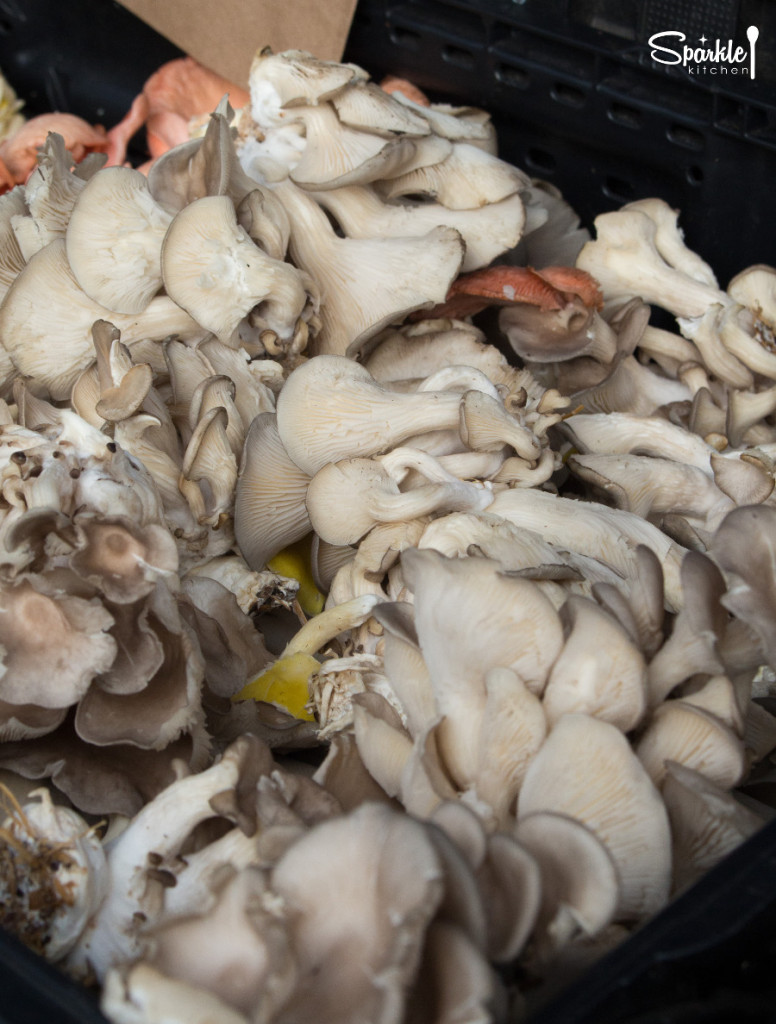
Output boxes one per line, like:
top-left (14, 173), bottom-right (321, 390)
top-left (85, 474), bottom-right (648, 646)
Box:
top-left (0, 2), bottom-right (776, 1023)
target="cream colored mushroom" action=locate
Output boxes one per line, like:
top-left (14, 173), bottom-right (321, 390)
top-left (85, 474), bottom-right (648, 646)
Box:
top-left (635, 699), bottom-right (747, 790)
top-left (161, 195), bottom-right (309, 344)
top-left (269, 178), bottom-right (464, 357)
top-left (313, 183), bottom-right (525, 273)
top-left (662, 761), bottom-right (766, 893)
top-left (401, 547), bottom-right (563, 791)
top-left (542, 596), bottom-right (647, 732)
top-left (487, 486), bottom-right (686, 612)
top-left (576, 206), bottom-right (726, 319)
top-left (275, 355), bottom-right (466, 475)
top-left (305, 449), bottom-right (494, 547)
top-left (1, 787), bottom-right (107, 962)
top-left (269, 801), bottom-right (444, 1024)
top-left (234, 412), bottom-right (312, 571)
top-left (518, 713), bottom-right (672, 921)
top-left (0, 239), bottom-right (201, 399)
top-left (66, 166), bottom-right (173, 314)
top-left (513, 811), bottom-right (620, 963)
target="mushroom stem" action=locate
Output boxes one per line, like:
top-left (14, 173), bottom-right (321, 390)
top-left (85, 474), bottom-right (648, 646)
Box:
top-left (283, 593), bottom-right (382, 657)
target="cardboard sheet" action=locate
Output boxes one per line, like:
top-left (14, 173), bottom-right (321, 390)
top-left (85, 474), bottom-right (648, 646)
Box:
top-left (116, 0), bottom-right (360, 87)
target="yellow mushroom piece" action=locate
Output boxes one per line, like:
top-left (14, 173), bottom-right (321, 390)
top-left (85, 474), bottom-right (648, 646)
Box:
top-left (267, 535), bottom-right (326, 617)
top-left (234, 594), bottom-right (381, 721)
top-left (234, 651), bottom-right (320, 721)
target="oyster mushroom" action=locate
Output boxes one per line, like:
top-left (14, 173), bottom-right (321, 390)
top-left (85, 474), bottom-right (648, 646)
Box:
top-left (1, 786), bottom-right (107, 962)
top-left (160, 194), bottom-right (309, 344)
top-left (275, 355), bottom-right (466, 475)
top-left (635, 699), bottom-right (747, 790)
top-left (518, 713), bottom-right (672, 921)
top-left (68, 734), bottom-right (264, 980)
top-left (708, 505), bottom-right (776, 669)
top-left (313, 183), bottom-right (526, 273)
top-left (576, 206), bottom-right (726, 319)
top-left (401, 547), bottom-right (563, 791)
top-left (269, 178), bottom-right (464, 358)
top-left (65, 166), bottom-right (173, 314)
top-left (487, 486), bottom-right (687, 612)
top-left (513, 811), bottom-right (620, 963)
top-left (233, 412), bottom-right (312, 571)
top-left (662, 761), bottom-right (766, 892)
top-left (269, 801), bottom-right (444, 1024)
top-left (542, 596), bottom-right (648, 732)
top-left (0, 576), bottom-right (116, 710)
top-left (377, 139), bottom-right (526, 209)
top-left (0, 240), bottom-right (201, 399)
top-left (305, 449), bottom-right (494, 547)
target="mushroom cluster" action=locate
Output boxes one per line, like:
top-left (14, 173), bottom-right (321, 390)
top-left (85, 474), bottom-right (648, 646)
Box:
top-left (0, 44), bottom-right (775, 1024)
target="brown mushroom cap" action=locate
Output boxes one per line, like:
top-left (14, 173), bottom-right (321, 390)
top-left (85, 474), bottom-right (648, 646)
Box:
top-left (0, 577), bottom-right (116, 709)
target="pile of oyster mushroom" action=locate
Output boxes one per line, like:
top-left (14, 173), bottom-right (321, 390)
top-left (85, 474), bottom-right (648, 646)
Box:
top-left (1, 46), bottom-right (776, 1024)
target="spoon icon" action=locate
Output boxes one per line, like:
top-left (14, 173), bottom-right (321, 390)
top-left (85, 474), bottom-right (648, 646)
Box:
top-left (747, 25), bottom-right (759, 80)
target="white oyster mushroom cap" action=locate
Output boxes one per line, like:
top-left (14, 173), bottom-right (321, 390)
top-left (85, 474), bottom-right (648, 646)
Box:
top-left (576, 207), bottom-right (727, 319)
top-left (378, 140), bottom-right (527, 210)
top-left (518, 713), bottom-right (672, 921)
top-left (542, 596), bottom-right (647, 732)
top-left (0, 239), bottom-right (201, 400)
top-left (269, 179), bottom-right (464, 357)
top-left (567, 452), bottom-right (735, 530)
top-left (68, 737), bottom-right (256, 980)
top-left (411, 920), bottom-right (498, 1024)
top-left (149, 866), bottom-right (296, 1020)
top-left (474, 831), bottom-right (542, 963)
top-left (270, 801), bottom-right (444, 1024)
top-left (248, 48), bottom-right (368, 112)
top-left (677, 304), bottom-right (754, 390)
top-left (375, 602), bottom-right (437, 739)
top-left (679, 675), bottom-right (745, 736)
top-left (234, 412), bottom-right (312, 571)
top-left (662, 761), bottom-right (766, 893)
top-left (474, 666), bottom-right (547, 825)
top-left (513, 811), bottom-right (620, 960)
top-left (331, 80), bottom-right (431, 136)
top-left (284, 105), bottom-right (425, 191)
top-left (275, 355), bottom-right (465, 476)
top-left (718, 304), bottom-right (776, 383)
top-left (646, 551), bottom-right (728, 706)
top-left (635, 700), bottom-right (747, 790)
top-left (313, 185), bottom-right (526, 273)
top-left (727, 264), bottom-right (776, 327)
top-left (66, 166), bottom-right (173, 314)
top-left (101, 963), bottom-right (248, 1024)
top-left (391, 93), bottom-right (496, 144)
top-left (305, 451), bottom-right (494, 547)
top-left (401, 548), bottom-right (563, 790)
top-left (351, 692), bottom-right (414, 799)
top-left (623, 198), bottom-right (718, 287)
top-left (459, 389), bottom-right (541, 461)
top-left (564, 411), bottom-right (720, 475)
top-left (161, 195), bottom-right (307, 343)
top-left (488, 486), bottom-right (686, 612)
